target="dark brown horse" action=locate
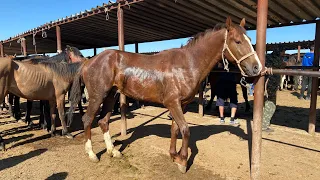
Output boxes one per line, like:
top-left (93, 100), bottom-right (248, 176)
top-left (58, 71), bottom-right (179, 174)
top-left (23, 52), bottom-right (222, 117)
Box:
top-left (0, 54), bottom-right (84, 139)
top-left (68, 17), bottom-right (262, 173)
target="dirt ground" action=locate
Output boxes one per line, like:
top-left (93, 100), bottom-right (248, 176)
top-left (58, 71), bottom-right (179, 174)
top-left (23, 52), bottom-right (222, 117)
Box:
top-left (1, 86), bottom-right (320, 180)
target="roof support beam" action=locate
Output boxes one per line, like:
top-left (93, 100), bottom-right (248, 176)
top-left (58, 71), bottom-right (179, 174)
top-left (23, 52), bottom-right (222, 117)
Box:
top-left (118, 5), bottom-right (127, 137)
top-left (251, 0), bottom-right (268, 179)
top-left (56, 26), bottom-right (62, 53)
top-left (0, 43), bottom-right (4, 57)
top-left (21, 37), bottom-right (27, 57)
top-left (308, 22), bottom-right (320, 135)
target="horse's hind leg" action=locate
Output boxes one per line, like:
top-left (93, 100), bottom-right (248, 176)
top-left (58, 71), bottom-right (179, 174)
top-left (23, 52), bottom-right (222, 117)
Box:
top-left (56, 95), bottom-right (73, 139)
top-left (166, 101), bottom-right (190, 173)
top-left (82, 94), bottom-right (104, 162)
top-left (241, 85), bottom-right (250, 112)
top-left (98, 88), bottom-right (121, 158)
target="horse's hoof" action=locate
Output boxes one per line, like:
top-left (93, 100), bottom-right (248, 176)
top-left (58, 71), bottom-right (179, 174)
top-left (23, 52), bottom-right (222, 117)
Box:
top-left (64, 133), bottom-right (74, 139)
top-left (0, 143), bottom-right (5, 151)
top-left (112, 149), bottom-right (122, 158)
top-left (89, 153), bottom-right (99, 163)
top-left (175, 162), bottom-right (187, 174)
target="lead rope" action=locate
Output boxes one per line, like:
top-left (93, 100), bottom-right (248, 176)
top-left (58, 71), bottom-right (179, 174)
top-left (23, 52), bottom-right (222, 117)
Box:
top-left (222, 31), bottom-right (229, 72)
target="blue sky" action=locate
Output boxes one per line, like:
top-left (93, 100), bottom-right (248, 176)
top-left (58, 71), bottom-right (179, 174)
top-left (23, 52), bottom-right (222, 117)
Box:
top-left (0, 0), bottom-right (316, 56)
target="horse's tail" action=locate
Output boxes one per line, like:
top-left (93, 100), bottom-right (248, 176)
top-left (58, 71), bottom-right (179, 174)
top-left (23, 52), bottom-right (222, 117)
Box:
top-left (67, 63), bottom-right (85, 127)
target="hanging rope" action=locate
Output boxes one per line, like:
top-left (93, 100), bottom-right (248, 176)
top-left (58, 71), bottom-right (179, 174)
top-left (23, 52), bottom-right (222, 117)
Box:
top-left (105, 7), bottom-right (110, 20)
top-left (42, 30), bottom-right (47, 38)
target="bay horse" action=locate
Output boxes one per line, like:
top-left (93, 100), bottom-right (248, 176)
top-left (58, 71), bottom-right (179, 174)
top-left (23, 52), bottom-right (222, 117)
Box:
top-left (8, 46), bottom-right (85, 130)
top-left (0, 54), bottom-right (84, 139)
top-left (68, 17), bottom-right (262, 173)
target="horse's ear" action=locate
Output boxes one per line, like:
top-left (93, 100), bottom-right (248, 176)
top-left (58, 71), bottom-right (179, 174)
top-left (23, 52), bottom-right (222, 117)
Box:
top-left (240, 18), bottom-right (246, 27)
top-left (226, 16), bottom-right (233, 30)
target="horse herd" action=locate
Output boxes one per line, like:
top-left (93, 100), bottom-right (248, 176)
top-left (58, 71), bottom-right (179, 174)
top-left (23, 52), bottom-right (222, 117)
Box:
top-left (0, 17), bottom-right (263, 173)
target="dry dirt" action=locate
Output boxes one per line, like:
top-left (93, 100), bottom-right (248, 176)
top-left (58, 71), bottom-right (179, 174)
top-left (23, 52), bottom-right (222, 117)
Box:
top-left (1, 86), bottom-right (320, 180)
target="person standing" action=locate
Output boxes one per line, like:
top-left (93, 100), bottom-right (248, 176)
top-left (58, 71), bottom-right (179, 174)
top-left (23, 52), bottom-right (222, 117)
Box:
top-left (216, 72), bottom-right (238, 125)
top-left (299, 45), bottom-right (314, 100)
top-left (262, 47), bottom-right (287, 132)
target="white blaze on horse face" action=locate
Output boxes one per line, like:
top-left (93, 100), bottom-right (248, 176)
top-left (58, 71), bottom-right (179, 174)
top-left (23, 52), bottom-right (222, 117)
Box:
top-left (85, 139), bottom-right (98, 162)
top-left (243, 34), bottom-right (262, 71)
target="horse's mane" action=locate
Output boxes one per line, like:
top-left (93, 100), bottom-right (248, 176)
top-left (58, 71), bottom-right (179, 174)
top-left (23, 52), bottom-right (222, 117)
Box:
top-left (184, 28), bottom-right (216, 48)
top-left (184, 23), bottom-right (246, 48)
top-left (27, 46), bottom-right (83, 64)
top-left (40, 61), bottom-right (83, 81)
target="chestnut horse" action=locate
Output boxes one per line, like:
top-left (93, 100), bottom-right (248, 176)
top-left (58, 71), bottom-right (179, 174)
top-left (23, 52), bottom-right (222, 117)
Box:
top-left (68, 17), bottom-right (262, 173)
top-left (0, 54), bottom-right (84, 140)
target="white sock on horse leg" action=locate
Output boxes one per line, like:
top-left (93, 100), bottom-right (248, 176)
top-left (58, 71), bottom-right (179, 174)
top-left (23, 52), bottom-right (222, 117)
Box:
top-left (85, 139), bottom-right (98, 162)
top-left (104, 131), bottom-right (121, 158)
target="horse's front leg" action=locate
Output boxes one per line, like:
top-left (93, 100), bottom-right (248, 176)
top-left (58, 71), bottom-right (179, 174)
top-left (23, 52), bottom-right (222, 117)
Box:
top-left (49, 100), bottom-right (57, 137)
top-left (56, 95), bottom-right (73, 139)
top-left (169, 120), bottom-right (179, 159)
top-left (166, 101), bottom-right (190, 174)
top-left (0, 135), bottom-right (5, 151)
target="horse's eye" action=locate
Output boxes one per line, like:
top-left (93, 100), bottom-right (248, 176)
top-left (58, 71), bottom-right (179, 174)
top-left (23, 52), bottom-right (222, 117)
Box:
top-left (235, 40), bottom-right (241, 44)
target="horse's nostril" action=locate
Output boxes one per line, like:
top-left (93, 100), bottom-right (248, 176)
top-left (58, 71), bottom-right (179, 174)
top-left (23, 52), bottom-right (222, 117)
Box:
top-left (253, 65), bottom-right (259, 74)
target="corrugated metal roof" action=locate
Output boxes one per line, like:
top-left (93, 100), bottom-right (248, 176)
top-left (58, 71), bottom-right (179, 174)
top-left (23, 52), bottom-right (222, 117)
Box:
top-left (1, 0), bottom-right (320, 55)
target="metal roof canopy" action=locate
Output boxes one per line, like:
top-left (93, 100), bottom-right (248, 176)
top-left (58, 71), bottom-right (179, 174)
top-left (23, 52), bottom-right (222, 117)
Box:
top-left (1, 0), bottom-right (320, 55)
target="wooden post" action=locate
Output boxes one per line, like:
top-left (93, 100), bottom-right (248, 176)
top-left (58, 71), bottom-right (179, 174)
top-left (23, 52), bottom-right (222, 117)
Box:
top-left (118, 5), bottom-right (127, 136)
top-left (251, 0), bottom-right (268, 179)
top-left (135, 42), bottom-right (139, 53)
top-left (297, 45), bottom-right (301, 62)
top-left (199, 85), bottom-right (204, 117)
top-left (56, 26), bottom-right (62, 53)
top-left (308, 22), bottom-right (320, 135)
top-left (0, 43), bottom-right (3, 57)
top-left (94, 48), bottom-right (97, 56)
top-left (21, 37), bottom-right (27, 57)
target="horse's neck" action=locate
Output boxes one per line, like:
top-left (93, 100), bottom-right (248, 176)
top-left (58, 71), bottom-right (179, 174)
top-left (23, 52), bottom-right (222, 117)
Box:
top-left (187, 29), bottom-right (226, 83)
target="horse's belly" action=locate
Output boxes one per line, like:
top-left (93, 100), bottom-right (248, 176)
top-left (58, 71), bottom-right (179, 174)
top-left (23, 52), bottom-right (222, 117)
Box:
top-left (119, 78), bottom-right (163, 104)
top-left (10, 83), bottom-right (55, 100)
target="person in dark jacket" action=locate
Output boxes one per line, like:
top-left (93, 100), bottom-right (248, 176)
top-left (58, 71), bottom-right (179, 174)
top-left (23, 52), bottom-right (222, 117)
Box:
top-left (216, 72), bottom-right (238, 125)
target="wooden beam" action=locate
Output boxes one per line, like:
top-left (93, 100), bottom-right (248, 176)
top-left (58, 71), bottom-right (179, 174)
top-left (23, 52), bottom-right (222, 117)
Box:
top-left (21, 37), bottom-right (27, 57)
top-left (297, 45), bottom-right (301, 62)
top-left (135, 42), bottom-right (139, 53)
top-left (118, 5), bottom-right (127, 136)
top-left (56, 26), bottom-right (62, 53)
top-left (251, 0), bottom-right (268, 179)
top-left (0, 43), bottom-right (3, 57)
top-left (308, 22), bottom-right (320, 135)
top-left (198, 85), bottom-right (204, 117)
top-left (94, 48), bottom-right (97, 56)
